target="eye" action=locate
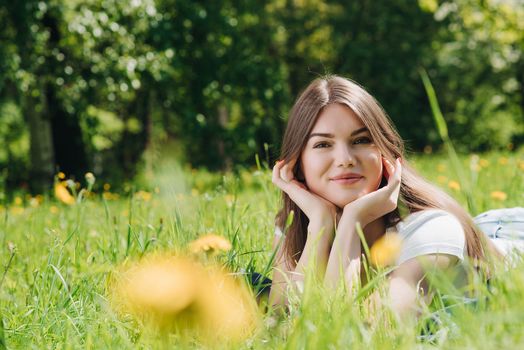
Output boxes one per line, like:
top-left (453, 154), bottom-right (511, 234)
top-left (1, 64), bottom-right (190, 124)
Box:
top-left (354, 137), bottom-right (372, 145)
top-left (313, 141), bottom-right (331, 149)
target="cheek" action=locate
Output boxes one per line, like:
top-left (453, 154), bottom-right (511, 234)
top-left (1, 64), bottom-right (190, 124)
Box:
top-left (301, 152), bottom-right (329, 184)
top-left (365, 152), bottom-right (383, 187)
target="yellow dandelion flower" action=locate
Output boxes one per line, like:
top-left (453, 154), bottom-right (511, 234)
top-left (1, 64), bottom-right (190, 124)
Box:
top-left (198, 265), bottom-right (260, 342)
top-left (117, 257), bottom-right (199, 316)
top-left (50, 205), bottom-right (59, 214)
top-left (225, 194), bottom-right (235, 207)
top-left (55, 182), bottom-right (75, 205)
top-left (437, 175), bottom-right (448, 184)
top-left (29, 197), bottom-right (40, 208)
top-left (519, 161), bottom-right (524, 171)
top-left (136, 190), bottom-right (152, 202)
top-left (103, 183), bottom-right (111, 191)
top-left (448, 180), bottom-right (461, 191)
top-left (437, 163), bottom-right (446, 172)
top-left (103, 192), bottom-right (119, 201)
top-left (370, 233), bottom-right (402, 267)
top-left (110, 254), bottom-right (259, 344)
top-left (10, 207), bottom-right (24, 215)
top-left (498, 157), bottom-right (508, 165)
top-left (14, 196), bottom-right (22, 206)
top-left (57, 172), bottom-right (66, 180)
top-left (490, 191), bottom-right (507, 201)
top-left (479, 159), bottom-right (489, 168)
top-left (189, 234), bottom-right (232, 255)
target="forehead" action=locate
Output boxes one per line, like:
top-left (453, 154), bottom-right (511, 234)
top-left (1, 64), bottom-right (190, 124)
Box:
top-left (311, 103), bottom-right (364, 133)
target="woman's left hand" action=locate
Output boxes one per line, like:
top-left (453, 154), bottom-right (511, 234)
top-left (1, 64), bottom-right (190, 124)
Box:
top-left (343, 157), bottom-right (402, 227)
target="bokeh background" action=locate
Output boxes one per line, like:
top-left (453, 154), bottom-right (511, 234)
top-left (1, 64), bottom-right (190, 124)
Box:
top-left (1, 0), bottom-right (523, 194)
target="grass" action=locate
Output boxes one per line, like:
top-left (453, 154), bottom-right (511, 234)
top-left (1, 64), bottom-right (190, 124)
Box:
top-left (0, 148), bottom-right (523, 349)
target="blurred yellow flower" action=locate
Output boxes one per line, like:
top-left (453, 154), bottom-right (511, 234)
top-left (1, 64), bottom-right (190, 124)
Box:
top-left (14, 196), bottom-right (22, 206)
top-left (190, 234), bottom-right (232, 255)
top-left (110, 254), bottom-right (259, 344)
top-left (57, 172), bottom-right (66, 180)
top-left (519, 161), bottom-right (524, 171)
top-left (55, 182), bottom-right (75, 205)
top-left (10, 206), bottom-right (24, 215)
top-left (437, 163), bottom-right (446, 172)
top-left (117, 257), bottom-right (198, 316)
top-left (437, 175), bottom-right (448, 184)
top-left (103, 183), bottom-right (111, 191)
top-left (490, 191), bottom-right (507, 201)
top-left (191, 188), bottom-right (199, 196)
top-left (50, 205), bottom-right (59, 214)
top-left (136, 190), bottom-right (152, 202)
top-left (448, 180), bottom-right (461, 191)
top-left (103, 192), bottom-right (119, 201)
top-left (224, 194), bottom-right (235, 207)
top-left (479, 159), bottom-right (489, 168)
top-left (498, 157), bottom-right (508, 165)
top-left (370, 233), bottom-right (402, 267)
top-left (29, 197), bottom-right (40, 208)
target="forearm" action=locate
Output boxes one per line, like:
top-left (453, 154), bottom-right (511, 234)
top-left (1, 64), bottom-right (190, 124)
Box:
top-left (324, 211), bottom-right (361, 289)
top-left (296, 219), bottom-right (334, 276)
top-left (270, 219), bottom-right (334, 311)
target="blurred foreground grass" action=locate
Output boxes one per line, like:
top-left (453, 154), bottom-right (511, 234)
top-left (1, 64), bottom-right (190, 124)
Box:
top-left (0, 149), bottom-right (523, 348)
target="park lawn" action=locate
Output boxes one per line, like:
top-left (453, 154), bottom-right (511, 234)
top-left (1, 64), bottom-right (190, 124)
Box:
top-left (1, 150), bottom-right (523, 349)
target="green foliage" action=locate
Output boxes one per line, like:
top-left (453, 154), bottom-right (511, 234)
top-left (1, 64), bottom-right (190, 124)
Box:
top-left (0, 0), bottom-right (523, 190)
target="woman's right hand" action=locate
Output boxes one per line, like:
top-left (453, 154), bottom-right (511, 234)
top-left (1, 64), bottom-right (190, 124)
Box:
top-left (272, 159), bottom-right (339, 229)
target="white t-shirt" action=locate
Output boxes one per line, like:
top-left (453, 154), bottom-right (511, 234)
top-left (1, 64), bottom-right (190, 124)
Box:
top-left (274, 209), bottom-right (467, 266)
top-left (392, 209), bottom-right (465, 266)
top-left (274, 208), bottom-right (524, 273)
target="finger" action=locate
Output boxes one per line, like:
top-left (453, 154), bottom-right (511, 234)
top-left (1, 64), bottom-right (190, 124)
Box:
top-left (392, 158), bottom-right (402, 182)
top-left (383, 158), bottom-right (395, 180)
top-left (280, 163), bottom-right (291, 182)
top-left (281, 159), bottom-right (299, 183)
top-left (272, 160), bottom-right (286, 185)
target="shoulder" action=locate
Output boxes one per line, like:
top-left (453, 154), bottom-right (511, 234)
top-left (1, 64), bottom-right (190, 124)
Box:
top-left (395, 209), bottom-right (465, 265)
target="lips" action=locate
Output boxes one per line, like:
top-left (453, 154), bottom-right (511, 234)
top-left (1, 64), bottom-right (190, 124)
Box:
top-left (330, 173), bottom-right (363, 185)
top-left (330, 173), bottom-right (363, 180)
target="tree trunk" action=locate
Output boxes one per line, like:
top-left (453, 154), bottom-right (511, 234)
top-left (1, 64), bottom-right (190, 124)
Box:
top-left (27, 93), bottom-right (55, 193)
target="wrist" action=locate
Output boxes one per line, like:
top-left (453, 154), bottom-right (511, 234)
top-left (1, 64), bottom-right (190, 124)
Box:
top-left (342, 204), bottom-right (366, 227)
top-left (307, 219), bottom-right (334, 237)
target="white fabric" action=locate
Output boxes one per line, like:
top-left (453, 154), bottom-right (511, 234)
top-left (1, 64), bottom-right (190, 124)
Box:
top-left (474, 207), bottom-right (524, 257)
top-left (273, 208), bottom-right (524, 266)
top-left (393, 209), bottom-right (465, 266)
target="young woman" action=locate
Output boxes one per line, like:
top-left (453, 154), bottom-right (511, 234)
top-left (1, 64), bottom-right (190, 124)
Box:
top-left (268, 75), bottom-right (504, 317)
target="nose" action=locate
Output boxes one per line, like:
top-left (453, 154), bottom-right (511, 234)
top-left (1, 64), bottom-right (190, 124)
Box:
top-left (336, 144), bottom-right (355, 167)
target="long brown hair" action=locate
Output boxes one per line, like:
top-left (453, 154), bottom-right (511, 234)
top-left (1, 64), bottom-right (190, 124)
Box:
top-left (276, 75), bottom-right (498, 268)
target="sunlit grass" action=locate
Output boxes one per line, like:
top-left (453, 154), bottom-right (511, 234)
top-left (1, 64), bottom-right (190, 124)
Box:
top-left (0, 149), bottom-right (523, 348)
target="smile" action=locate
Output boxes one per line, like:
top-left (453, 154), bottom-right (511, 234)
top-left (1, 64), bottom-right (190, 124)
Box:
top-left (330, 176), bottom-right (363, 185)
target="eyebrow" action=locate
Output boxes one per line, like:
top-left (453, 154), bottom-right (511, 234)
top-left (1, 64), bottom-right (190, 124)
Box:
top-left (308, 127), bottom-right (369, 139)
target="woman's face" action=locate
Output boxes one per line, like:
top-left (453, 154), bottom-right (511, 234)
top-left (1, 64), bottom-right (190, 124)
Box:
top-left (300, 103), bottom-right (383, 208)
